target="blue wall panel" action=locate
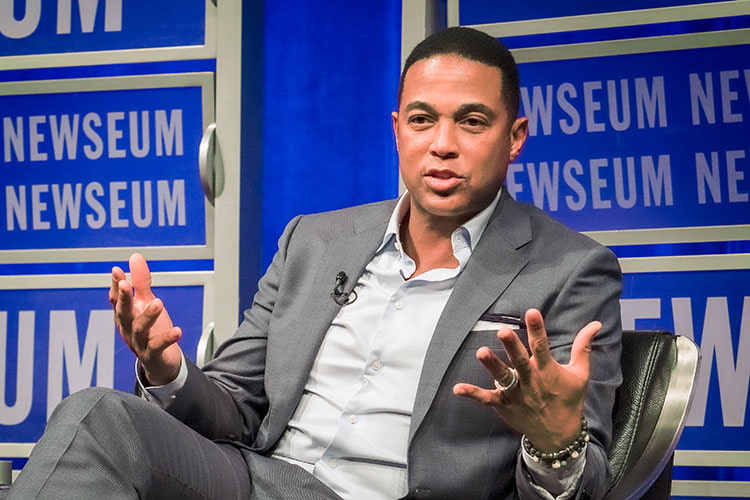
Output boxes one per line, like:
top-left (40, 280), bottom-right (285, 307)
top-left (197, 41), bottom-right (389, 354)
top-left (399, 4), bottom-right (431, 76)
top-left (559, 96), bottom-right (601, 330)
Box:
top-left (1, 84), bottom-right (207, 250)
top-left (0, 285), bottom-right (204, 442)
top-left (511, 44), bottom-right (750, 232)
top-left (0, 0), bottom-right (205, 56)
top-left (260, 1), bottom-right (402, 269)
top-left (459, 0), bottom-right (726, 24)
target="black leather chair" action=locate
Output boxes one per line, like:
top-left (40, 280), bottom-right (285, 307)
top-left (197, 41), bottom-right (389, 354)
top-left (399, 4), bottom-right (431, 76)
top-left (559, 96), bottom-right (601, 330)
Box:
top-left (604, 330), bottom-right (701, 500)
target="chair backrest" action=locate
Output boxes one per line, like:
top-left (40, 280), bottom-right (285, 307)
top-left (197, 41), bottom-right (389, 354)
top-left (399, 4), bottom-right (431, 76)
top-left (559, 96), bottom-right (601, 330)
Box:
top-left (604, 330), bottom-right (701, 500)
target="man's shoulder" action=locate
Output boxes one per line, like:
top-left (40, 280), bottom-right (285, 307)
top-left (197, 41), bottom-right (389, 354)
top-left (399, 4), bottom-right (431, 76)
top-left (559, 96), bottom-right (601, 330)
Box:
top-left (278, 199), bottom-right (397, 245)
top-left (505, 196), bottom-right (606, 252)
top-left (296, 198), bottom-right (397, 228)
top-left (496, 198), bottom-right (622, 281)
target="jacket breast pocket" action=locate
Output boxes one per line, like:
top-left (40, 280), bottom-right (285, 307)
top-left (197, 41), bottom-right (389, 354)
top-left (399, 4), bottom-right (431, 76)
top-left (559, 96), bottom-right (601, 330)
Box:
top-left (448, 332), bottom-right (508, 388)
top-left (460, 327), bottom-right (527, 348)
top-left (460, 329), bottom-right (505, 350)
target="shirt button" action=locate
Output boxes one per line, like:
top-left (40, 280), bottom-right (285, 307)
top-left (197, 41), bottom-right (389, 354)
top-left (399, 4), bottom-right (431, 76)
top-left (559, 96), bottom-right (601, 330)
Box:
top-left (328, 458), bottom-right (338, 468)
top-left (349, 415), bottom-right (358, 424)
top-left (372, 360), bottom-right (382, 371)
top-left (395, 301), bottom-right (404, 310)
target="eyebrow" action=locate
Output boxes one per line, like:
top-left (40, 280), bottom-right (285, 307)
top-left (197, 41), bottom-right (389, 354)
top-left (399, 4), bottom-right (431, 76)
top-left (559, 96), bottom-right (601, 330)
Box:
top-left (404, 101), bottom-right (437, 115)
top-left (403, 101), bottom-right (497, 122)
top-left (454, 103), bottom-right (497, 122)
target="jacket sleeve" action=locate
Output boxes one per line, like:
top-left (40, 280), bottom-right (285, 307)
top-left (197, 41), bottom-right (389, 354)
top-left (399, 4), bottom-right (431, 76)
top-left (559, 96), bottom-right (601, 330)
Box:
top-left (164, 215), bottom-right (304, 444)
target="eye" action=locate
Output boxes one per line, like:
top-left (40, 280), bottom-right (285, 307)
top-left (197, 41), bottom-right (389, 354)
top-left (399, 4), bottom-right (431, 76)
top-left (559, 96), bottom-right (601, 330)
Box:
top-left (407, 114), bottom-right (434, 130)
top-left (460, 116), bottom-right (489, 131)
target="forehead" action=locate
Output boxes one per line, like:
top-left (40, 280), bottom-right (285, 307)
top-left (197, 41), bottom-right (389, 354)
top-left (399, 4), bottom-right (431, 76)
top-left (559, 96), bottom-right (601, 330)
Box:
top-left (400, 55), bottom-right (504, 110)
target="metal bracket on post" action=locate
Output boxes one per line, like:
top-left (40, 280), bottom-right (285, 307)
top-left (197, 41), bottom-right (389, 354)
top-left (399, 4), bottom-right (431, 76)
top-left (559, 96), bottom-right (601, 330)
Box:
top-left (196, 321), bottom-right (216, 367)
top-left (199, 122), bottom-right (225, 206)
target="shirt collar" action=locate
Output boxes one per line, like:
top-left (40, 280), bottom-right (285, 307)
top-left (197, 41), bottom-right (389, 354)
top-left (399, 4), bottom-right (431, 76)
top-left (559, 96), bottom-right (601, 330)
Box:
top-left (376, 188), bottom-right (503, 255)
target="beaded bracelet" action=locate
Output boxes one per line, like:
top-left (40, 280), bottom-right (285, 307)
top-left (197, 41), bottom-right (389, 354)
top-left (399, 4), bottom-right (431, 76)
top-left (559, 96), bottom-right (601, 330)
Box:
top-left (522, 417), bottom-right (590, 469)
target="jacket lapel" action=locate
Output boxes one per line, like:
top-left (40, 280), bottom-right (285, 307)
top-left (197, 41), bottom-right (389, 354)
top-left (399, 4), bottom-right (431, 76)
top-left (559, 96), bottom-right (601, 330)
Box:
top-left (267, 201), bottom-right (395, 431)
top-left (293, 204), bottom-right (394, 352)
top-left (409, 191), bottom-right (533, 440)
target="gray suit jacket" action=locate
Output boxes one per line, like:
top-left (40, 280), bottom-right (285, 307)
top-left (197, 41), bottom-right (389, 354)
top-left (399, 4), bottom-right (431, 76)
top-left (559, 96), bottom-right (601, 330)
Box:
top-left (167, 190), bottom-right (623, 499)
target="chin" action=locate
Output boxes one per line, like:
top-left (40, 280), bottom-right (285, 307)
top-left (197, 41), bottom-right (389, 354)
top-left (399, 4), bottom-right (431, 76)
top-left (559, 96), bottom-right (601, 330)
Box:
top-left (422, 201), bottom-right (477, 220)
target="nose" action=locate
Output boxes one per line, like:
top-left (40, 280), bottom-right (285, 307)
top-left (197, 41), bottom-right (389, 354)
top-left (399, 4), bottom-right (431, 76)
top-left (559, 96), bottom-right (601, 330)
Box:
top-left (429, 120), bottom-right (459, 159)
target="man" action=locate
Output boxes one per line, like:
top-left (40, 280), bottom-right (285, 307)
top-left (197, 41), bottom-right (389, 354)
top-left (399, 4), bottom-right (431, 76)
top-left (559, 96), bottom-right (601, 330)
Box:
top-left (9, 27), bottom-right (622, 499)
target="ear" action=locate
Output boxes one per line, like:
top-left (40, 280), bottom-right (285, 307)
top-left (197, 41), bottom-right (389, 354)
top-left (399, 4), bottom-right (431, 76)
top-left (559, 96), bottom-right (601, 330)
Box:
top-left (391, 111), bottom-right (400, 152)
top-left (508, 117), bottom-right (528, 162)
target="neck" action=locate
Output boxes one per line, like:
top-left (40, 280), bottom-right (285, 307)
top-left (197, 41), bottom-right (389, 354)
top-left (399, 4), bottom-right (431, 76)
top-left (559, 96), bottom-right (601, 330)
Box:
top-left (400, 209), bottom-right (461, 278)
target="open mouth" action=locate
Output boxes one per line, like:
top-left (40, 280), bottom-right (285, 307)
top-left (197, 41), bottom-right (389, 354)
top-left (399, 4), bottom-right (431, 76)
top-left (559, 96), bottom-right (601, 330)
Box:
top-left (425, 169), bottom-right (463, 192)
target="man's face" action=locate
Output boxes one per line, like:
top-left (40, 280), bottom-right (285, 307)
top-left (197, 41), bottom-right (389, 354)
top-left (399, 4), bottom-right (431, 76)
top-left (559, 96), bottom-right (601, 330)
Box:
top-left (392, 55), bottom-right (527, 227)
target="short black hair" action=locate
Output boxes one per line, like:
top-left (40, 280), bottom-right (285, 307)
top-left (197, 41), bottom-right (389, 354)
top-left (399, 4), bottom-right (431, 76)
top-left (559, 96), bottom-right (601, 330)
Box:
top-left (398, 27), bottom-right (520, 118)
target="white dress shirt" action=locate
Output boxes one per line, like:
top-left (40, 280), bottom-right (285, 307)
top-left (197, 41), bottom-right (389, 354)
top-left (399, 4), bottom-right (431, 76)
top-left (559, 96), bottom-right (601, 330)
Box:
top-left (270, 191), bottom-right (496, 498)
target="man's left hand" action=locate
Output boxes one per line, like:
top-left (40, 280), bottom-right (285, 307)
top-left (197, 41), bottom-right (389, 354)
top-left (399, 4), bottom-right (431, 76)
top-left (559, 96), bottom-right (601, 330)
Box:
top-left (453, 308), bottom-right (600, 452)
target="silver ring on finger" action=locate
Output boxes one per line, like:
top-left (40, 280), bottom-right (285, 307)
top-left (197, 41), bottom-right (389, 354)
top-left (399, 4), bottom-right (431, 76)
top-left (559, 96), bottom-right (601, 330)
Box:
top-left (494, 368), bottom-right (519, 391)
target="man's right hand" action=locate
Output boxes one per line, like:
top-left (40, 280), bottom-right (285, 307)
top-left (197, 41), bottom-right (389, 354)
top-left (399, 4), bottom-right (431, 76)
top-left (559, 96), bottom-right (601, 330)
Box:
top-left (109, 253), bottom-right (183, 386)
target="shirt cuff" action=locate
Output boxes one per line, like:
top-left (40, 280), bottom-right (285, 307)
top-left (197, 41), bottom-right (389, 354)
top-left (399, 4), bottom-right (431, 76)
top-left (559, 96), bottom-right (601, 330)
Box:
top-left (521, 438), bottom-right (587, 500)
top-left (134, 353), bottom-right (187, 408)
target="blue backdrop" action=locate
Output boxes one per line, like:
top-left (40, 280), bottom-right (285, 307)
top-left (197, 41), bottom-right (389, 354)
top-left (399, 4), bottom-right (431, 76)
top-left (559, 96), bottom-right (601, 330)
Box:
top-left (259, 1), bottom-right (401, 270)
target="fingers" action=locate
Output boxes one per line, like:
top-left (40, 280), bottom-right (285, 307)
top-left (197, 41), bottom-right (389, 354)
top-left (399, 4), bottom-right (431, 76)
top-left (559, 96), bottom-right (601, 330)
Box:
top-left (109, 266), bottom-right (126, 307)
top-left (110, 252), bottom-right (154, 313)
top-left (113, 278), bottom-right (135, 350)
top-left (120, 295), bottom-right (180, 354)
top-left (129, 253), bottom-right (155, 302)
top-left (115, 279), bottom-right (135, 326)
top-left (141, 321), bottom-right (183, 359)
top-left (450, 341), bottom-right (521, 406)
top-left (524, 308), bottom-right (553, 370)
top-left (131, 298), bottom-right (164, 337)
top-left (452, 382), bottom-right (499, 406)
top-left (496, 326), bottom-right (534, 388)
top-left (110, 254), bottom-right (181, 371)
top-left (569, 320), bottom-right (601, 373)
top-left (475, 345), bottom-right (517, 388)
